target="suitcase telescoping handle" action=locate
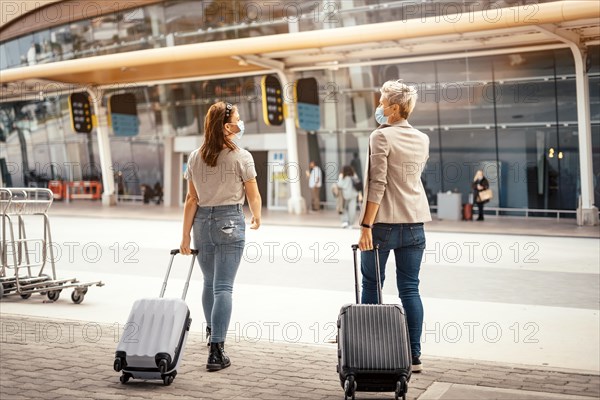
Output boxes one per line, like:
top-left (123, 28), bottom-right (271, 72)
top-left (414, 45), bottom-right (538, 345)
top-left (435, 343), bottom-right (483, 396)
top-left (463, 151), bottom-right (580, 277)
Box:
top-left (351, 244), bottom-right (383, 305)
top-left (160, 249), bottom-right (199, 300)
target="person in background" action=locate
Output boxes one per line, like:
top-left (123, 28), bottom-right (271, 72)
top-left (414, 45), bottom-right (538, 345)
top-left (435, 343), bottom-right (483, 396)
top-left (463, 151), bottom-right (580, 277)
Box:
top-left (351, 152), bottom-right (363, 184)
top-left (358, 80), bottom-right (431, 373)
top-left (337, 165), bottom-right (359, 228)
top-left (141, 184), bottom-right (154, 204)
top-left (351, 152), bottom-right (364, 207)
top-left (307, 160), bottom-right (322, 211)
top-left (472, 170), bottom-right (490, 221)
top-left (153, 182), bottom-right (163, 205)
top-left (180, 101), bottom-right (261, 372)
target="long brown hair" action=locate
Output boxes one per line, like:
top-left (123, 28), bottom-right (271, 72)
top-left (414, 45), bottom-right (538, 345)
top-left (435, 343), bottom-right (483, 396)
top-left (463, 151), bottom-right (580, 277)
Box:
top-left (342, 165), bottom-right (355, 178)
top-left (200, 101), bottom-right (237, 167)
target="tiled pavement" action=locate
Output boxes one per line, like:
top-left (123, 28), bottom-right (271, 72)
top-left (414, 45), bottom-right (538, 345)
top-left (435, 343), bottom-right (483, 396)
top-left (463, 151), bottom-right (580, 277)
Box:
top-left (1, 314), bottom-right (598, 400)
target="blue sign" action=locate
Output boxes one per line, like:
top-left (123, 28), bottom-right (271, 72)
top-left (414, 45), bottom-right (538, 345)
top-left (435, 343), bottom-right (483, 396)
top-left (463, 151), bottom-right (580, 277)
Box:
top-left (297, 103), bottom-right (320, 132)
top-left (111, 113), bottom-right (140, 137)
top-left (295, 78), bottom-right (320, 132)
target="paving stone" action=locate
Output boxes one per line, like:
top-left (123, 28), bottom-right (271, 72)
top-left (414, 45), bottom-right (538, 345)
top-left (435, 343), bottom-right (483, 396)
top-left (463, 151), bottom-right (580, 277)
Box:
top-left (1, 313), bottom-right (598, 400)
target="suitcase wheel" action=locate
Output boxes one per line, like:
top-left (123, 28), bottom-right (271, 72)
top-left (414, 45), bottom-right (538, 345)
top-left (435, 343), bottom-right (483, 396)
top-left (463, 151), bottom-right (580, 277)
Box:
top-left (119, 373), bottom-right (131, 384)
top-left (113, 357), bottom-right (124, 372)
top-left (343, 376), bottom-right (356, 400)
top-left (163, 375), bottom-right (174, 386)
top-left (158, 359), bottom-right (169, 374)
top-left (395, 376), bottom-right (408, 400)
top-left (114, 359), bottom-right (121, 372)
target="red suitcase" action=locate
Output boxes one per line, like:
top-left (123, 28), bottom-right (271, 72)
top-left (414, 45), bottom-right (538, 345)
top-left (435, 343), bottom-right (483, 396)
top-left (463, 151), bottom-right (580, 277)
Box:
top-left (463, 203), bottom-right (473, 221)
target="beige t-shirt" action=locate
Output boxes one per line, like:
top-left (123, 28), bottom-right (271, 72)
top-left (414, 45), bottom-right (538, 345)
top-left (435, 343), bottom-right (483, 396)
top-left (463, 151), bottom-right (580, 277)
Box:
top-left (184, 148), bottom-right (257, 206)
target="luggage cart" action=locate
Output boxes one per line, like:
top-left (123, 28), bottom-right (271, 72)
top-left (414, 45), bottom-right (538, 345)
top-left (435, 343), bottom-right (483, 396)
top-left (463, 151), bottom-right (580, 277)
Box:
top-left (0, 188), bottom-right (104, 303)
top-left (0, 188), bottom-right (54, 297)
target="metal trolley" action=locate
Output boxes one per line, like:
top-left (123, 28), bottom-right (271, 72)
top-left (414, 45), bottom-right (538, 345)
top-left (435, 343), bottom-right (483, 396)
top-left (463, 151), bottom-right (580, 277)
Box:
top-left (0, 188), bottom-right (103, 303)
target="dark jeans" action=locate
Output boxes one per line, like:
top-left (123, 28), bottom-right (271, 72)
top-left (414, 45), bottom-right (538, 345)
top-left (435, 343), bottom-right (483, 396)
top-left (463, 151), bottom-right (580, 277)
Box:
top-left (473, 190), bottom-right (484, 219)
top-left (361, 223), bottom-right (426, 357)
top-left (476, 202), bottom-right (484, 219)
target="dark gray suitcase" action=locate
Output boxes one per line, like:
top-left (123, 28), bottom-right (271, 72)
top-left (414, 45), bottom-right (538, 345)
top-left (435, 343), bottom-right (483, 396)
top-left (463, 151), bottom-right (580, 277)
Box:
top-left (337, 245), bottom-right (411, 400)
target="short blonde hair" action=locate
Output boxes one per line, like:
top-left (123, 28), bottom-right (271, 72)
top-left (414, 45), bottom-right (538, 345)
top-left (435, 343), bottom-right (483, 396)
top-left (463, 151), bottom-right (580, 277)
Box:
top-left (380, 80), bottom-right (418, 119)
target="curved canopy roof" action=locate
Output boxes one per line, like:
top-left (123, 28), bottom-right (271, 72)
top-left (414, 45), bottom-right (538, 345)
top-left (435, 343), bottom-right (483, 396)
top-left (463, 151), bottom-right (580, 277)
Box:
top-left (1, 0), bottom-right (598, 99)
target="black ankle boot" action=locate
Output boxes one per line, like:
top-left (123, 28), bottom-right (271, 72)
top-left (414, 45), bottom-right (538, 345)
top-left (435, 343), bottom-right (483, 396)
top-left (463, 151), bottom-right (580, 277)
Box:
top-left (205, 327), bottom-right (211, 347)
top-left (207, 342), bottom-right (231, 371)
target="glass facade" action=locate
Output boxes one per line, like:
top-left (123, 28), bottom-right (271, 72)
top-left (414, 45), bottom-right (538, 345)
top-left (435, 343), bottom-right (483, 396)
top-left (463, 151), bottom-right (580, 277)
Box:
top-left (310, 48), bottom-right (599, 213)
top-left (1, 0), bottom-right (558, 69)
top-left (0, 90), bottom-right (164, 196)
top-left (0, 0), bottom-right (597, 215)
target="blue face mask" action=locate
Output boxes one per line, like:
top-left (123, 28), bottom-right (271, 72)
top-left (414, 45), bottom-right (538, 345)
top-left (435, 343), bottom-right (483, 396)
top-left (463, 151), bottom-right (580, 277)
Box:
top-left (375, 106), bottom-right (388, 125)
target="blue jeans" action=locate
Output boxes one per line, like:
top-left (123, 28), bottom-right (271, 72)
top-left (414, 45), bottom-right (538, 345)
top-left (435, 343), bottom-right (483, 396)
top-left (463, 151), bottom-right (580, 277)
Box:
top-left (193, 204), bottom-right (245, 343)
top-left (361, 223), bottom-right (426, 357)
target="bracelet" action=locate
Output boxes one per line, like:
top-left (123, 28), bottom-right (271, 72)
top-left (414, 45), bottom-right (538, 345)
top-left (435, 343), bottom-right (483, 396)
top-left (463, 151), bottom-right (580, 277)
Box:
top-left (361, 223), bottom-right (373, 229)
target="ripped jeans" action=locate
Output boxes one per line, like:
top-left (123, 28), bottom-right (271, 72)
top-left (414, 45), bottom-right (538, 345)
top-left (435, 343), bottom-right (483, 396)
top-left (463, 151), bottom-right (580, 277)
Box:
top-left (193, 204), bottom-right (246, 343)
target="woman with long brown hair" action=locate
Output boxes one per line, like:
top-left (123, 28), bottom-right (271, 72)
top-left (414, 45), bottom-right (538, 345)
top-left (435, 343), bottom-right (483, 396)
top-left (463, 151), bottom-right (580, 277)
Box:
top-left (180, 101), bottom-right (261, 371)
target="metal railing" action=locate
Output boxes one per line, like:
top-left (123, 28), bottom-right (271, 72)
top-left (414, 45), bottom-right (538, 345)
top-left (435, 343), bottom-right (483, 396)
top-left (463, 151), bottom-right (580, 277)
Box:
top-left (485, 207), bottom-right (577, 221)
top-left (429, 205), bottom-right (580, 221)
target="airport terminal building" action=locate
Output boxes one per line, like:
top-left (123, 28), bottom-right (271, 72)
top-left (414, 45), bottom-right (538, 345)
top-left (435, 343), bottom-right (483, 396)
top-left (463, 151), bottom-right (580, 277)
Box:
top-left (1, 0), bottom-right (598, 223)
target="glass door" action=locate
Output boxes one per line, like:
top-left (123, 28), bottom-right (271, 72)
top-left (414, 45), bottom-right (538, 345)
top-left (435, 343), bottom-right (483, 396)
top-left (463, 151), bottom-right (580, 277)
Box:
top-left (267, 150), bottom-right (289, 210)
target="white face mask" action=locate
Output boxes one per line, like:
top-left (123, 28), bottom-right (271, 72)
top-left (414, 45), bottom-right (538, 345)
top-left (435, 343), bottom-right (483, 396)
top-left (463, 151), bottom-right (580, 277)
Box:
top-left (226, 120), bottom-right (245, 141)
top-left (235, 120), bottom-right (245, 140)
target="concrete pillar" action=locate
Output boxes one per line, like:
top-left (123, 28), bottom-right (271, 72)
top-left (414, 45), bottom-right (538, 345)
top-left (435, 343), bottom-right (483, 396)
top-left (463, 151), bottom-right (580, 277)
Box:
top-left (163, 135), bottom-right (180, 207)
top-left (572, 47), bottom-right (598, 225)
top-left (537, 25), bottom-right (598, 225)
top-left (282, 101), bottom-right (307, 214)
top-left (89, 88), bottom-right (116, 206)
top-left (278, 72), bottom-right (306, 214)
top-left (157, 84), bottom-right (172, 207)
top-left (242, 56), bottom-right (306, 214)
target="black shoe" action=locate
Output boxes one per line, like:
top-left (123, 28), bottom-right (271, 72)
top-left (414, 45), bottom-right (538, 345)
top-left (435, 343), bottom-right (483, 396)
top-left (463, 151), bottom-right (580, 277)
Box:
top-left (477, 217), bottom-right (484, 221)
top-left (412, 355), bottom-right (422, 373)
top-left (207, 342), bottom-right (231, 371)
top-left (205, 326), bottom-right (211, 347)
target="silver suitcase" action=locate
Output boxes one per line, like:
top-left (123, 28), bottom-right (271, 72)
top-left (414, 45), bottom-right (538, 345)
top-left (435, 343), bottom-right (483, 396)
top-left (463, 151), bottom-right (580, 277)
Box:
top-left (114, 249), bottom-right (197, 386)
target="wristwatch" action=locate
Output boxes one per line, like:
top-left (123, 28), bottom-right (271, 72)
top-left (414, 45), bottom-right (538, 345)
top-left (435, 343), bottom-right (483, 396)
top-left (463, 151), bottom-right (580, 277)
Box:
top-left (361, 223), bottom-right (373, 229)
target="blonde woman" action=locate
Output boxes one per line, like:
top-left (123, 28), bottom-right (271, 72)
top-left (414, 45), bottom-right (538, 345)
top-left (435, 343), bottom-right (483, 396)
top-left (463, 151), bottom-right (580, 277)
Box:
top-left (358, 80), bottom-right (431, 372)
top-left (180, 101), bottom-right (261, 371)
top-left (472, 170), bottom-right (490, 221)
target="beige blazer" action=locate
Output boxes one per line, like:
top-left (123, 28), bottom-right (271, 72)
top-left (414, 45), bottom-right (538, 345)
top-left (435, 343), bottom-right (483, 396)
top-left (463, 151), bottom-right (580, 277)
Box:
top-left (359, 123), bottom-right (432, 224)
